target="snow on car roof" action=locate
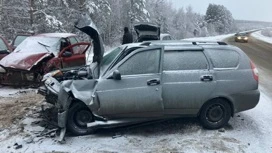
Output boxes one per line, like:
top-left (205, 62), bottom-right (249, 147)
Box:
top-left (35, 33), bottom-right (77, 38)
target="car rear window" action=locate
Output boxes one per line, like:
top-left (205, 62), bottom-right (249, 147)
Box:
top-left (206, 49), bottom-right (239, 69)
top-left (163, 51), bottom-right (208, 70)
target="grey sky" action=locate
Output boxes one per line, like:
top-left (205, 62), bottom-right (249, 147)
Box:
top-left (169, 0), bottom-right (272, 22)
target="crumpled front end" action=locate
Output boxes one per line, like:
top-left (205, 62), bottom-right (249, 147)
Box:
top-left (56, 79), bottom-right (98, 127)
top-left (0, 52), bottom-right (54, 86)
top-left (0, 68), bottom-right (42, 86)
top-left (56, 79), bottom-right (98, 142)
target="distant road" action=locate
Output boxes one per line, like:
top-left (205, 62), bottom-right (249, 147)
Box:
top-left (226, 35), bottom-right (272, 97)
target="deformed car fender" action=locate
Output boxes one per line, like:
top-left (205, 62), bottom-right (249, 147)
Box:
top-left (57, 79), bottom-right (98, 126)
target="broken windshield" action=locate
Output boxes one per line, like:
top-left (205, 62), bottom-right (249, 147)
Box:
top-left (14, 36), bottom-right (60, 54)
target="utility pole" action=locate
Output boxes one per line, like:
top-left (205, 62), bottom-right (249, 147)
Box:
top-left (130, 0), bottom-right (134, 31)
top-left (29, 0), bottom-right (35, 27)
top-left (79, 0), bottom-right (85, 12)
top-left (0, 0), bottom-right (3, 21)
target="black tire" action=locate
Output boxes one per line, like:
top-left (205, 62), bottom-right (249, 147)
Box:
top-left (67, 102), bottom-right (94, 136)
top-left (199, 99), bottom-right (231, 129)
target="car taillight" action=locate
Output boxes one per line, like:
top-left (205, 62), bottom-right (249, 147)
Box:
top-left (250, 61), bottom-right (259, 82)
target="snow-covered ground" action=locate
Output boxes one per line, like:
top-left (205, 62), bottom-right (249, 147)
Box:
top-left (0, 86), bottom-right (35, 98)
top-left (0, 89), bottom-right (271, 153)
top-left (252, 30), bottom-right (272, 44)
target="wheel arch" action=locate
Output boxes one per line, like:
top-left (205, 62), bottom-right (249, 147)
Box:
top-left (70, 97), bottom-right (89, 108)
top-left (198, 96), bottom-right (235, 117)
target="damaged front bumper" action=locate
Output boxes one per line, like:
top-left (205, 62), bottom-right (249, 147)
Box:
top-left (55, 84), bottom-right (73, 142)
top-left (58, 109), bottom-right (68, 128)
top-left (38, 77), bottom-right (61, 105)
top-left (0, 68), bottom-right (41, 86)
top-left (37, 86), bottom-right (47, 96)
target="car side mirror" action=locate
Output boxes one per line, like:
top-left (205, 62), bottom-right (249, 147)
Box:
top-left (62, 51), bottom-right (72, 57)
top-left (112, 70), bottom-right (121, 80)
top-left (0, 50), bottom-right (10, 54)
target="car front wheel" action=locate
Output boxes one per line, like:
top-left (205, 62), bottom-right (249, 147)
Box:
top-left (199, 99), bottom-right (231, 129)
top-left (67, 102), bottom-right (94, 135)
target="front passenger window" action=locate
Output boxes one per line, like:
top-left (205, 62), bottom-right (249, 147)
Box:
top-left (118, 49), bottom-right (160, 75)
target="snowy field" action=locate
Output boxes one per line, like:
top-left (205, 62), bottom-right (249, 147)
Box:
top-left (1, 32), bottom-right (272, 152)
top-left (251, 30), bottom-right (272, 44)
top-left (0, 86), bottom-right (35, 98)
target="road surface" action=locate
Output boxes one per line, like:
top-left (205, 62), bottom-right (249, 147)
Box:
top-left (226, 36), bottom-right (272, 97)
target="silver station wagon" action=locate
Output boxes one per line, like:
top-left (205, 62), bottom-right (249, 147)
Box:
top-left (54, 18), bottom-right (260, 138)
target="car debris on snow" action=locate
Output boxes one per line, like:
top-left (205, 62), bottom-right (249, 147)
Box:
top-left (218, 128), bottom-right (225, 133)
top-left (14, 143), bottom-right (23, 150)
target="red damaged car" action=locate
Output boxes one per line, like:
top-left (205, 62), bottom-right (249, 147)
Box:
top-left (0, 33), bottom-right (91, 86)
top-left (0, 35), bottom-right (12, 60)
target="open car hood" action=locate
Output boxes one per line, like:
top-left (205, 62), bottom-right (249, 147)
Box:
top-left (134, 23), bottom-right (160, 42)
top-left (75, 14), bottom-right (104, 64)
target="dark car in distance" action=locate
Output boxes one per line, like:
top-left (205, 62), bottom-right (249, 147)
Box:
top-left (235, 33), bottom-right (249, 43)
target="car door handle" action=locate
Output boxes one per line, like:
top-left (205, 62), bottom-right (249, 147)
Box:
top-left (147, 79), bottom-right (160, 86)
top-left (201, 75), bottom-right (213, 82)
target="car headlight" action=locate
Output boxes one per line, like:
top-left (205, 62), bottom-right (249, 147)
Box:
top-left (26, 73), bottom-right (35, 81)
top-left (244, 37), bottom-right (248, 40)
top-left (237, 37), bottom-right (241, 39)
top-left (42, 70), bottom-right (62, 82)
top-left (0, 65), bottom-right (6, 73)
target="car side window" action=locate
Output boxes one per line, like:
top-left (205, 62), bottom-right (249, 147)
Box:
top-left (0, 39), bottom-right (8, 52)
top-left (163, 51), bottom-right (208, 70)
top-left (118, 49), bottom-right (161, 75)
top-left (69, 37), bottom-right (81, 55)
top-left (207, 49), bottom-right (239, 69)
top-left (60, 38), bottom-right (70, 51)
top-left (69, 37), bottom-right (78, 45)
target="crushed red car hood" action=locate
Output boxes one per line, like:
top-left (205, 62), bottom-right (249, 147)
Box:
top-left (0, 51), bottom-right (51, 70)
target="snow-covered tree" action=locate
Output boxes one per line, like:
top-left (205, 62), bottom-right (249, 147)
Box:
top-left (1, 0), bottom-right (269, 45)
top-left (205, 4), bottom-right (234, 34)
top-left (129, 0), bottom-right (149, 23)
top-left (0, 0), bottom-right (30, 39)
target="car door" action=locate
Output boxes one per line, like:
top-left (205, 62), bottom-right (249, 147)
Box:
top-left (60, 38), bottom-right (91, 68)
top-left (162, 50), bottom-right (216, 114)
top-left (95, 46), bottom-right (164, 118)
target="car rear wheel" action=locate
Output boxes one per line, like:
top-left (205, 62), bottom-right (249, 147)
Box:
top-left (199, 99), bottom-right (231, 129)
top-left (67, 102), bottom-right (94, 135)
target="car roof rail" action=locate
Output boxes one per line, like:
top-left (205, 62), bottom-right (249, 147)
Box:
top-left (140, 42), bottom-right (152, 46)
top-left (192, 41), bottom-right (228, 45)
top-left (217, 42), bottom-right (228, 45)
